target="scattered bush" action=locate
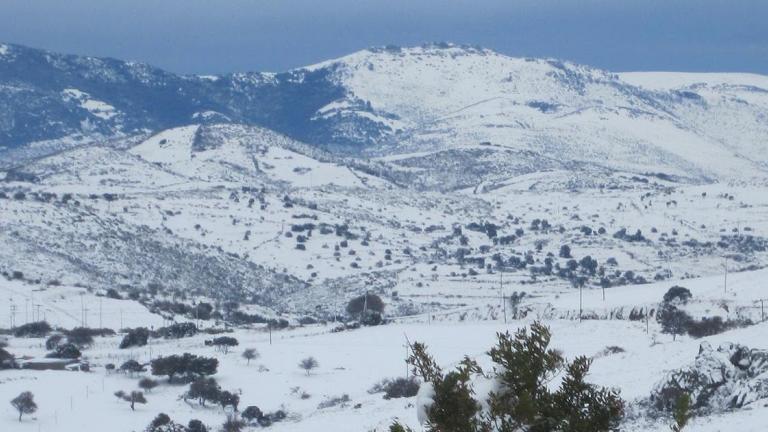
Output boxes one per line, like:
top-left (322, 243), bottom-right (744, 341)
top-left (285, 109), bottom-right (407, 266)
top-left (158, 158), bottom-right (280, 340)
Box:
top-left (242, 348), bottom-right (259, 365)
top-left (372, 377), bottom-right (420, 399)
top-left (139, 377), bottom-right (159, 392)
top-left (317, 394), bottom-right (350, 409)
top-left (299, 357), bottom-right (319, 376)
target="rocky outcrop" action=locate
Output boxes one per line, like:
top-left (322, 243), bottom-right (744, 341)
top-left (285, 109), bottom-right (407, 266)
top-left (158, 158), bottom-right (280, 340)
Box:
top-left (649, 342), bottom-right (768, 414)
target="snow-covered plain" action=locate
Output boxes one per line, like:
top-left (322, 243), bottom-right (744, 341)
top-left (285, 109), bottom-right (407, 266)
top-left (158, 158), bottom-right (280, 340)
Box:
top-left (3, 317), bottom-right (768, 431)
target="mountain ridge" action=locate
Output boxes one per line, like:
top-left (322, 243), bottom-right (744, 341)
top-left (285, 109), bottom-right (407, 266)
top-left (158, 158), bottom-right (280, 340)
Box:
top-left (2, 41), bottom-right (768, 184)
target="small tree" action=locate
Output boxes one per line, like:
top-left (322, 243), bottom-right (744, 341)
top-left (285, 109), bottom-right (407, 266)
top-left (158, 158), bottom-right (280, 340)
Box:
top-left (671, 393), bottom-right (692, 431)
top-left (185, 377), bottom-right (221, 407)
top-left (658, 304), bottom-right (692, 341)
top-left (242, 348), bottom-right (259, 365)
top-left (218, 390), bottom-right (240, 412)
top-left (299, 357), bottom-right (319, 376)
top-left (11, 391), bottom-right (37, 422)
top-left (115, 390), bottom-right (146, 410)
top-left (126, 391), bottom-right (146, 411)
top-left (393, 322), bottom-right (624, 432)
top-left (559, 244), bottom-right (572, 258)
top-left (138, 377), bottom-right (159, 392)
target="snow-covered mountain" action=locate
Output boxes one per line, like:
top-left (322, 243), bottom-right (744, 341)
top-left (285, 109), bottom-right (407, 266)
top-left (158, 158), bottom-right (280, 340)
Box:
top-left (2, 42), bottom-right (768, 186)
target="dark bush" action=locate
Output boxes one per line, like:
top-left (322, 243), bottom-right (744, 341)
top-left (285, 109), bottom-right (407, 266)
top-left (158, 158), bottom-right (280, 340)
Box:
top-left (685, 316), bottom-right (750, 338)
top-left (242, 406), bottom-right (263, 423)
top-left (139, 377), bottom-right (159, 392)
top-left (14, 321), bottom-right (53, 338)
top-left (360, 310), bottom-right (384, 326)
top-left (209, 336), bottom-right (239, 354)
top-left (150, 413), bottom-right (171, 429)
top-left (46, 343), bottom-right (81, 359)
top-left (663, 286), bottom-right (692, 304)
top-left (120, 359), bottom-right (146, 374)
top-left (346, 294), bottom-right (385, 317)
top-left (187, 419), bottom-right (208, 432)
top-left (66, 327), bottom-right (96, 348)
top-left (45, 334), bottom-right (65, 350)
top-left (191, 302), bottom-right (214, 320)
top-left (151, 353), bottom-right (218, 382)
top-left (0, 347), bottom-right (18, 369)
top-left (156, 322), bottom-right (198, 339)
top-left (380, 377), bottom-right (420, 399)
top-left (119, 327), bottom-right (149, 349)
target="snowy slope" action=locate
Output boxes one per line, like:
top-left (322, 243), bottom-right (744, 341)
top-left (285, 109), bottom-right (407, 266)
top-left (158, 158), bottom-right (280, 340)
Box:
top-left (301, 44), bottom-right (768, 182)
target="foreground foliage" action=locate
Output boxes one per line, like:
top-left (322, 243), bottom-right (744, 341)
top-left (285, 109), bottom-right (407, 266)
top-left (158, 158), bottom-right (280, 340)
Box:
top-left (393, 322), bottom-right (624, 432)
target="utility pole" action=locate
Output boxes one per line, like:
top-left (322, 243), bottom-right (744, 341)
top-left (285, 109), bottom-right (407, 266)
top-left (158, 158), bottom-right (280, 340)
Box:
top-left (120, 309), bottom-right (124, 330)
top-left (9, 300), bottom-right (16, 329)
top-left (579, 283), bottom-right (583, 322)
top-left (500, 270), bottom-right (506, 324)
top-left (404, 333), bottom-right (412, 379)
top-left (35, 304), bottom-right (41, 322)
top-left (645, 310), bottom-right (649, 333)
top-left (149, 326), bottom-right (153, 360)
top-left (724, 256), bottom-right (728, 294)
top-left (99, 297), bottom-right (103, 329)
top-left (80, 292), bottom-right (85, 326)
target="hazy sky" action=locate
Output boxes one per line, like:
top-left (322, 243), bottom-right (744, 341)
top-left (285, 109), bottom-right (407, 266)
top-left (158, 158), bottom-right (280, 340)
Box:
top-left (1, 0), bottom-right (766, 75)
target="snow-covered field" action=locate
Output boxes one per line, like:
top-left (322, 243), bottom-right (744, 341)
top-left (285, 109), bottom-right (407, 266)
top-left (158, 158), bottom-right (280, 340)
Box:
top-left (3, 316), bottom-right (768, 431)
